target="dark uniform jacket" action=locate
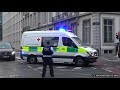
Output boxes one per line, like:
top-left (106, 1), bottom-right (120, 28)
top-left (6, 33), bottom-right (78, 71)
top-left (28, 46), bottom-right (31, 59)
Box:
top-left (42, 46), bottom-right (54, 64)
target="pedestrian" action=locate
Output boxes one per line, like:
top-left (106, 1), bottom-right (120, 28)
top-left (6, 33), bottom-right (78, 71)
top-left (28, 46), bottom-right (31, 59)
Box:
top-left (117, 41), bottom-right (120, 58)
top-left (42, 41), bottom-right (54, 78)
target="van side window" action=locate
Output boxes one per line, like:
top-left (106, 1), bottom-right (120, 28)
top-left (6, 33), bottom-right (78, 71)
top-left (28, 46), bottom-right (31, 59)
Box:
top-left (41, 37), bottom-right (59, 47)
top-left (62, 37), bottom-right (77, 48)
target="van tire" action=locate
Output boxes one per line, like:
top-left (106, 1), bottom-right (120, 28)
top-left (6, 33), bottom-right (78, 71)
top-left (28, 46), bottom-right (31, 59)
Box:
top-left (27, 55), bottom-right (37, 64)
top-left (75, 57), bottom-right (86, 67)
top-left (118, 53), bottom-right (120, 58)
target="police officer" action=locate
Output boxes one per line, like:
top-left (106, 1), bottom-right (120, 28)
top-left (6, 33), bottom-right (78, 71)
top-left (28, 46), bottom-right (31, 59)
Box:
top-left (42, 41), bottom-right (54, 78)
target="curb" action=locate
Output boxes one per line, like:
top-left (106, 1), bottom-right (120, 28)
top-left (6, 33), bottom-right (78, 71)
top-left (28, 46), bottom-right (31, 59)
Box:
top-left (99, 56), bottom-right (120, 61)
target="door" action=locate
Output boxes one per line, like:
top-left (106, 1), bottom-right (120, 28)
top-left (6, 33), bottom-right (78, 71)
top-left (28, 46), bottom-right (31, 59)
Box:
top-left (59, 37), bottom-right (78, 63)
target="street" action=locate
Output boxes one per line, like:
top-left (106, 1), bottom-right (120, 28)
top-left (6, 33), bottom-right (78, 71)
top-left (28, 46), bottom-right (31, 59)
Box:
top-left (0, 53), bottom-right (119, 78)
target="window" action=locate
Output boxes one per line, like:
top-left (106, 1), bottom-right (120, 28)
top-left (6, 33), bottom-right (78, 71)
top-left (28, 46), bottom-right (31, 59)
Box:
top-left (38, 12), bottom-right (40, 24)
top-left (49, 12), bottom-right (52, 22)
top-left (30, 15), bottom-right (32, 27)
top-left (104, 50), bottom-right (113, 54)
top-left (41, 37), bottom-right (59, 47)
top-left (34, 13), bottom-right (36, 27)
top-left (82, 19), bottom-right (91, 44)
top-left (109, 50), bottom-right (113, 53)
top-left (62, 37), bottom-right (77, 48)
top-left (103, 19), bottom-right (114, 43)
top-left (71, 23), bottom-right (77, 35)
top-left (104, 50), bottom-right (108, 54)
top-left (0, 42), bottom-right (12, 49)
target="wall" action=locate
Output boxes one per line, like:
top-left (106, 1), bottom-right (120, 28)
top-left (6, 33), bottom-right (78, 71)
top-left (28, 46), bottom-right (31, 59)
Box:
top-left (100, 13), bottom-right (120, 56)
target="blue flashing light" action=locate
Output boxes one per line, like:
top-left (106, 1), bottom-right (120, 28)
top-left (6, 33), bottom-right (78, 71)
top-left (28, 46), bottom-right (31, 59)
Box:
top-left (22, 51), bottom-right (25, 55)
top-left (59, 28), bottom-right (66, 31)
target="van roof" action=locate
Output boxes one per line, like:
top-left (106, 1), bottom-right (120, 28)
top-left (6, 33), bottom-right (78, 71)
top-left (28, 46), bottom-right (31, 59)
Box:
top-left (23, 30), bottom-right (77, 37)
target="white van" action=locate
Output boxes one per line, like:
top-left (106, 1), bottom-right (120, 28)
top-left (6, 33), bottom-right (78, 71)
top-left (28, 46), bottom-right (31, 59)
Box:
top-left (20, 31), bottom-right (98, 66)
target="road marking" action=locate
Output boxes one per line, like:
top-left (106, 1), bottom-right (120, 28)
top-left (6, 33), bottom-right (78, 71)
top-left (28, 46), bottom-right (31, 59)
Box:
top-left (116, 66), bottom-right (120, 68)
top-left (9, 75), bottom-right (13, 77)
top-left (91, 67), bottom-right (97, 69)
top-left (101, 58), bottom-right (120, 62)
top-left (58, 69), bottom-right (72, 71)
top-left (71, 67), bottom-right (82, 71)
top-left (9, 75), bottom-right (22, 78)
top-left (33, 69), bottom-right (37, 71)
top-left (27, 65), bottom-right (33, 68)
top-left (35, 67), bottom-right (43, 70)
top-left (73, 67), bottom-right (82, 70)
top-left (39, 72), bottom-right (42, 74)
top-left (56, 66), bottom-right (68, 69)
top-left (104, 64), bottom-right (112, 67)
top-left (102, 68), bottom-right (112, 72)
top-left (16, 57), bottom-right (21, 60)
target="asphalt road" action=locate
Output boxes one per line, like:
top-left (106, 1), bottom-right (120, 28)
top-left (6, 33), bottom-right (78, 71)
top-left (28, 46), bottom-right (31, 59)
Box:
top-left (0, 54), bottom-right (120, 78)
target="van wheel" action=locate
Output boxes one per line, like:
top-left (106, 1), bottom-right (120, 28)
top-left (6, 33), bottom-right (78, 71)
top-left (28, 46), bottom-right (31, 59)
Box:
top-left (27, 55), bottom-right (37, 64)
top-left (118, 53), bottom-right (120, 58)
top-left (75, 57), bottom-right (86, 67)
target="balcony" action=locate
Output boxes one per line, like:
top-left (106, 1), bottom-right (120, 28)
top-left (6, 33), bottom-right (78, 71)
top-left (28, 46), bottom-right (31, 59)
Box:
top-left (52, 12), bottom-right (79, 23)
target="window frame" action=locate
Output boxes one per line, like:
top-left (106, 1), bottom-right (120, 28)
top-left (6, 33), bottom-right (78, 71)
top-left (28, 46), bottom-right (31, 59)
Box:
top-left (102, 17), bottom-right (115, 46)
top-left (41, 37), bottom-right (59, 47)
top-left (82, 18), bottom-right (91, 45)
top-left (62, 37), bottom-right (78, 48)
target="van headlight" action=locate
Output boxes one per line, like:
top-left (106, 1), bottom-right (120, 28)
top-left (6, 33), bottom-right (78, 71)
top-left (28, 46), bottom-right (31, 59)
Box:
top-left (86, 51), bottom-right (91, 56)
top-left (86, 51), bottom-right (94, 56)
top-left (12, 51), bottom-right (15, 55)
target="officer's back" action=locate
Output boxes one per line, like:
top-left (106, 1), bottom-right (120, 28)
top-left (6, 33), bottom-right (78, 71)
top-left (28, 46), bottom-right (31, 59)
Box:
top-left (42, 41), bottom-right (54, 78)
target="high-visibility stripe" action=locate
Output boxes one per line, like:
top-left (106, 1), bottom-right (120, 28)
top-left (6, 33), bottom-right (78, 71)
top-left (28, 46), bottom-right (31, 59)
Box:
top-left (67, 47), bottom-right (78, 52)
top-left (59, 46), bottom-right (67, 52)
top-left (53, 47), bottom-right (58, 52)
top-left (78, 47), bottom-right (87, 54)
top-left (22, 46), bottom-right (87, 54)
top-left (55, 46), bottom-right (61, 52)
top-left (29, 47), bottom-right (37, 52)
top-left (37, 47), bottom-right (43, 52)
top-left (22, 46), bottom-right (29, 52)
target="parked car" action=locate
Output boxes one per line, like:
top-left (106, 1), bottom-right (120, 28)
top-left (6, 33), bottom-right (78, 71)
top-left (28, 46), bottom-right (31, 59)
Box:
top-left (0, 42), bottom-right (15, 61)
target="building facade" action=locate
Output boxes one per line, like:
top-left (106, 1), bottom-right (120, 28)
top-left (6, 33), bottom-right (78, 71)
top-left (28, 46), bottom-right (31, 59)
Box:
top-left (2, 12), bottom-right (22, 49)
top-left (0, 12), bottom-right (2, 41)
top-left (77, 12), bottom-right (120, 56)
top-left (2, 12), bottom-right (120, 56)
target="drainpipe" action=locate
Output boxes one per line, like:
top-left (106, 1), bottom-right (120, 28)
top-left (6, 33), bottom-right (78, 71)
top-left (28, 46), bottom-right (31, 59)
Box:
top-left (99, 13), bottom-right (101, 56)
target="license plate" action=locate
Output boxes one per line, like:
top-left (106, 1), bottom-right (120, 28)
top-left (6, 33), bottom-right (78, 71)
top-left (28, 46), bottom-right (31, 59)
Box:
top-left (3, 56), bottom-right (9, 58)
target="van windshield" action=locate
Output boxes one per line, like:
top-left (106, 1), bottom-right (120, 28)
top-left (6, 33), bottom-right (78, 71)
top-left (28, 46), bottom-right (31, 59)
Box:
top-left (72, 37), bottom-right (85, 46)
top-left (0, 43), bottom-right (12, 49)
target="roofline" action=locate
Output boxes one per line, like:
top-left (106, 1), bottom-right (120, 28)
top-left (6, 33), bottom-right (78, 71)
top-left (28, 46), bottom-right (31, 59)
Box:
top-left (23, 31), bottom-right (77, 37)
top-left (79, 12), bottom-right (120, 16)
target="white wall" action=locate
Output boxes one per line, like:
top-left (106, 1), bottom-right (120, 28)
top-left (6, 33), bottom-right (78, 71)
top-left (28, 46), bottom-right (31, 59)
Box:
top-left (78, 14), bottom-right (92, 41)
top-left (100, 13), bottom-right (120, 50)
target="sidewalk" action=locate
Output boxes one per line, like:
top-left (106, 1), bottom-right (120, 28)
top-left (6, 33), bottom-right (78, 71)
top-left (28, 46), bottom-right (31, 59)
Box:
top-left (99, 55), bottom-right (120, 61)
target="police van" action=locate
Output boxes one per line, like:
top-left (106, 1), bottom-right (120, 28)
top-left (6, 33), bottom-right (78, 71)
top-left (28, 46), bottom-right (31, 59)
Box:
top-left (20, 30), bottom-right (98, 66)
